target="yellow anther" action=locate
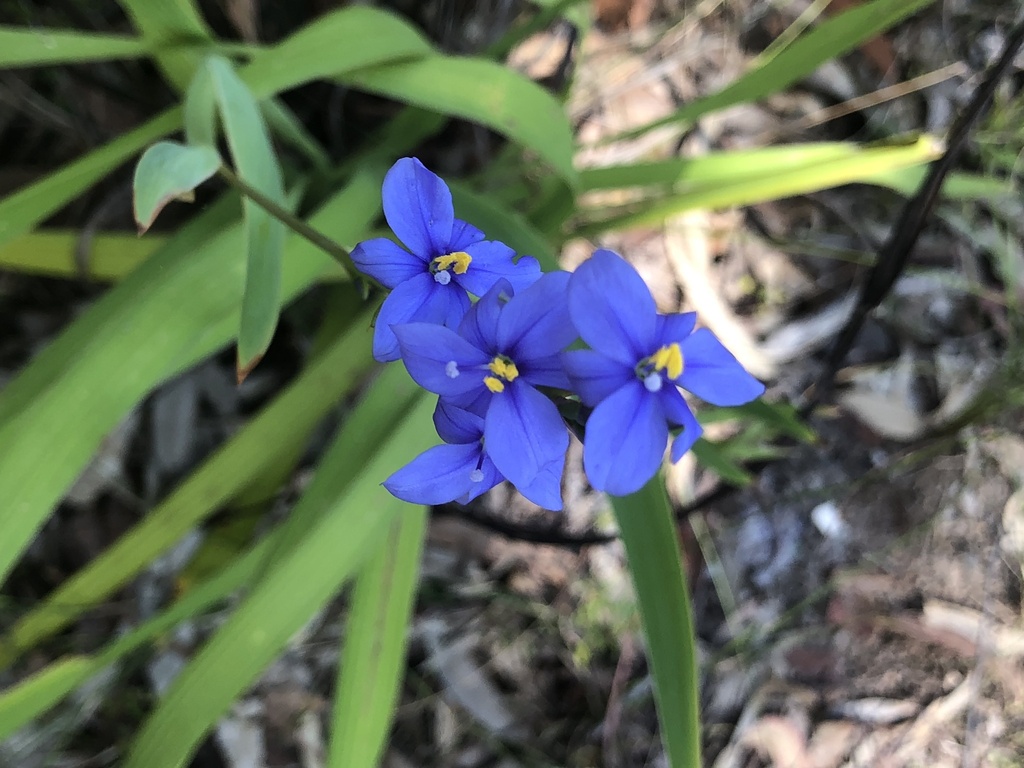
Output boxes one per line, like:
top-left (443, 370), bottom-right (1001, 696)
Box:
top-left (431, 251), bottom-right (472, 275)
top-left (484, 376), bottom-right (505, 393)
top-left (487, 356), bottom-right (519, 382)
top-left (652, 343), bottom-right (684, 379)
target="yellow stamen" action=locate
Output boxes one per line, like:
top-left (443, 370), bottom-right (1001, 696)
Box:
top-left (431, 251), bottom-right (472, 275)
top-left (651, 343), bottom-right (684, 379)
top-left (487, 357), bottom-right (519, 382)
top-left (484, 376), bottom-right (505, 393)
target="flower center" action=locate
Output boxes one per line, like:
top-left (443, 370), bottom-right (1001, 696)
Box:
top-left (483, 354), bottom-right (519, 394)
top-left (635, 343), bottom-right (684, 390)
top-left (429, 251), bottom-right (472, 284)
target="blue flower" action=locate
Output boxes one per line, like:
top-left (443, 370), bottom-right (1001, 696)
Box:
top-left (563, 249), bottom-right (765, 496)
top-left (392, 272), bottom-right (576, 509)
top-left (383, 400), bottom-right (563, 509)
top-left (351, 158), bottom-right (542, 362)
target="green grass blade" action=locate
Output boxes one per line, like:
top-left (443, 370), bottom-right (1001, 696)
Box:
top-left (612, 478), bottom-right (701, 768)
top-left (201, 55), bottom-right (287, 379)
top-left (0, 26), bottom-right (151, 66)
top-left (344, 55), bottom-right (578, 190)
top-left (116, 0), bottom-right (214, 89)
top-left (123, 395), bottom-right (436, 768)
top-left (690, 438), bottom-right (754, 485)
top-left (0, 166), bottom-right (384, 588)
top-left (615, 0), bottom-right (936, 141)
top-left (0, 308), bottom-right (378, 665)
top-left (0, 231), bottom-right (163, 280)
top-left (328, 506), bottom-right (427, 768)
top-left (576, 136), bottom-right (943, 236)
top-left (132, 141), bottom-right (221, 232)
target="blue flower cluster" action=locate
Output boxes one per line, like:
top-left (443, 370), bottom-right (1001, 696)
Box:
top-left (352, 158), bottom-right (765, 509)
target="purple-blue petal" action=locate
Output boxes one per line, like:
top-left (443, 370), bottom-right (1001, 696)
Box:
top-left (667, 396), bottom-right (702, 462)
top-left (383, 442), bottom-right (482, 505)
top-left (582, 380), bottom-right (667, 496)
top-left (442, 284), bottom-right (471, 332)
top-left (350, 237), bottom-right (426, 289)
top-left (568, 250), bottom-right (657, 365)
top-left (382, 158), bottom-right (454, 258)
top-left (679, 328), bottom-right (765, 406)
top-left (656, 311), bottom-right (697, 345)
top-left (516, 453), bottom-right (564, 511)
top-left (562, 349), bottom-right (634, 407)
top-left (393, 322), bottom-right (490, 397)
top-left (484, 382), bottom-right (569, 494)
top-left (520, 354), bottom-right (571, 390)
top-left (497, 271), bottom-right (576, 359)
top-left (372, 273), bottom-right (447, 362)
top-left (457, 241), bottom-right (542, 296)
top-left (457, 278), bottom-right (510, 352)
top-left (433, 399), bottom-right (485, 444)
top-left (449, 218), bottom-right (486, 250)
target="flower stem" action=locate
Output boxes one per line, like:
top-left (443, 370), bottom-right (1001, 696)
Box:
top-left (217, 165), bottom-right (362, 281)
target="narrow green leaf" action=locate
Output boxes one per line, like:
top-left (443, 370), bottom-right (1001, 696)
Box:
top-left (344, 55), bottom-right (578, 190)
top-left (616, 0), bottom-right (936, 140)
top-left (329, 507), bottom-right (427, 768)
top-left (690, 438), bottom-right (754, 485)
top-left (116, 0), bottom-right (214, 90)
top-left (132, 141), bottom-right (221, 233)
top-left (124, 395), bottom-right (436, 768)
top-left (0, 230), bottom-right (164, 280)
top-left (0, 308), bottom-right (378, 665)
top-left (199, 55), bottom-right (287, 380)
top-left (576, 136), bottom-right (943, 236)
top-left (612, 479), bottom-right (701, 768)
top-left (0, 26), bottom-right (151, 67)
top-left (0, 166), bottom-right (384, 588)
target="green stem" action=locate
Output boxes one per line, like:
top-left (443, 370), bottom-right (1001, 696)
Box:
top-left (217, 165), bottom-right (365, 282)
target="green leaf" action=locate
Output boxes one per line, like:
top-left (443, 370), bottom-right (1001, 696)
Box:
top-left (195, 55), bottom-right (287, 380)
top-left (576, 136), bottom-right (943, 236)
top-left (0, 307), bottom-right (379, 665)
top-left (611, 478), bottom-right (701, 768)
top-left (0, 230), bottom-right (164, 280)
top-left (690, 438), bottom-right (754, 485)
top-left (124, 395), bottom-right (435, 768)
top-left (616, 0), bottom-right (936, 140)
top-left (0, 26), bottom-right (152, 67)
top-left (132, 141), bottom-right (221, 233)
top-left (329, 506), bottom-right (427, 768)
top-left (116, 0), bottom-right (215, 90)
top-left (344, 55), bottom-right (578, 190)
top-left (0, 166), bottom-right (383, 588)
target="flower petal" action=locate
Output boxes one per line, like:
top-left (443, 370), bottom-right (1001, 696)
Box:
top-left (350, 237), bottom-right (425, 289)
top-left (458, 241), bottom-right (542, 296)
top-left (517, 453), bottom-right (564, 511)
top-left (393, 322), bottom-right (490, 397)
top-left (497, 271), bottom-right (576, 358)
top-left (583, 380), bottom-right (667, 496)
top-left (656, 311), bottom-right (697, 345)
top-left (442, 284), bottom-right (471, 331)
top-left (562, 349), bottom-right (634, 407)
top-left (449, 218), bottom-right (485, 250)
top-left (568, 249), bottom-right (656, 365)
top-left (520, 354), bottom-right (571, 390)
top-left (433, 399), bottom-right (484, 444)
top-left (372, 273), bottom-right (447, 362)
top-left (457, 278), bottom-right (510, 352)
top-left (384, 442), bottom-right (482, 505)
top-left (382, 157), bottom-right (454, 258)
top-left (679, 328), bottom-right (765, 406)
top-left (485, 382), bottom-right (568, 493)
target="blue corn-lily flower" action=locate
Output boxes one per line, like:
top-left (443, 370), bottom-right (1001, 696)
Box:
top-left (383, 400), bottom-right (563, 509)
top-left (351, 157), bottom-right (542, 362)
top-left (392, 272), bottom-right (575, 509)
top-left (563, 249), bottom-right (765, 496)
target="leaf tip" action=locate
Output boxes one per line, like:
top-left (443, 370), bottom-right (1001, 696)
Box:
top-left (236, 353), bottom-right (264, 385)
